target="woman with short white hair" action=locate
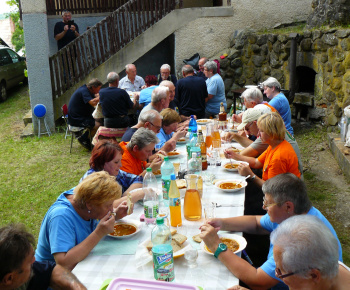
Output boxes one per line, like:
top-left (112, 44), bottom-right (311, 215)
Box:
top-left (271, 215), bottom-right (350, 289)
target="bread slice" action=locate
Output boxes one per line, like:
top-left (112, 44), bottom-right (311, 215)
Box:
top-left (176, 179), bottom-right (186, 189)
top-left (171, 240), bottom-right (184, 253)
top-left (172, 233), bottom-right (187, 246)
top-left (170, 228), bottom-right (177, 236)
top-left (127, 192), bottom-right (133, 215)
top-left (192, 234), bottom-right (202, 243)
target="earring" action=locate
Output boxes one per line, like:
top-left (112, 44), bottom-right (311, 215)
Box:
top-left (88, 210), bottom-right (91, 214)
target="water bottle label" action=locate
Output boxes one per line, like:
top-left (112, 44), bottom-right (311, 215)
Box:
top-left (152, 249), bottom-right (174, 282)
top-left (169, 197), bottom-right (181, 207)
top-left (162, 179), bottom-right (171, 200)
top-left (144, 203), bottom-right (159, 218)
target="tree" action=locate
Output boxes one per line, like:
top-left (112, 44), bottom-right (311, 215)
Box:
top-left (6, 0), bottom-right (24, 53)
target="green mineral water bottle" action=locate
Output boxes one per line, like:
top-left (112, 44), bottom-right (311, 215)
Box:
top-left (151, 217), bottom-right (174, 282)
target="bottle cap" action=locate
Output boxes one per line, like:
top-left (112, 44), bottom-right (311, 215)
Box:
top-left (188, 128), bottom-right (192, 132)
top-left (193, 133), bottom-right (197, 137)
top-left (156, 217), bottom-right (164, 225)
top-left (146, 167), bottom-right (152, 172)
top-left (164, 156), bottom-right (169, 161)
top-left (191, 115), bottom-right (194, 118)
top-left (170, 174), bottom-right (176, 180)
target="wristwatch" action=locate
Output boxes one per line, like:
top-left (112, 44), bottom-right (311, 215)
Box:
top-left (214, 243), bottom-right (228, 258)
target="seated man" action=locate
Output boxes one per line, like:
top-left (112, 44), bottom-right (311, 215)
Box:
top-left (119, 64), bottom-right (146, 92)
top-left (175, 65), bottom-right (207, 120)
top-left (99, 72), bottom-right (139, 128)
top-left (0, 224), bottom-right (86, 290)
top-left (159, 80), bottom-right (178, 112)
top-left (68, 78), bottom-right (102, 149)
top-left (138, 86), bottom-right (170, 121)
top-left (200, 173), bottom-right (342, 290)
top-left (156, 64), bottom-right (177, 86)
top-left (120, 127), bottom-right (162, 176)
top-left (139, 75), bottom-right (158, 108)
top-left (203, 61), bottom-right (226, 118)
top-left (196, 57), bottom-right (208, 80)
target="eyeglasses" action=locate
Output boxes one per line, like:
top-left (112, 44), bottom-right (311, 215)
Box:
top-left (262, 196), bottom-right (283, 210)
top-left (275, 267), bottom-right (306, 279)
top-left (149, 122), bottom-right (161, 133)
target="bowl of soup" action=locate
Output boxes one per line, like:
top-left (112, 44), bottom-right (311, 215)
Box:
top-left (108, 219), bottom-right (142, 239)
top-left (215, 179), bottom-right (247, 193)
top-left (222, 161), bottom-right (249, 172)
top-left (201, 233), bottom-right (247, 255)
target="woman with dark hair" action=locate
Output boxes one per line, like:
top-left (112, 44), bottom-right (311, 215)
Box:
top-left (80, 140), bottom-right (144, 204)
top-left (139, 75), bottom-right (158, 107)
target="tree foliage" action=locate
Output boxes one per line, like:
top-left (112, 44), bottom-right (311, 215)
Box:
top-left (6, 0), bottom-right (24, 53)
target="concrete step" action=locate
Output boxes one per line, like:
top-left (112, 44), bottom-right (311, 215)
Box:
top-left (23, 110), bottom-right (32, 126)
top-left (21, 123), bottom-right (34, 138)
top-left (328, 133), bottom-right (350, 181)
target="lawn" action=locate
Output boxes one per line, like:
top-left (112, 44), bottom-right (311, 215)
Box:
top-left (0, 85), bottom-right (349, 265)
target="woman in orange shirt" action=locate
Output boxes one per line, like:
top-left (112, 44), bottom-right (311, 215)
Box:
top-left (225, 112), bottom-right (300, 188)
top-left (119, 127), bottom-right (162, 176)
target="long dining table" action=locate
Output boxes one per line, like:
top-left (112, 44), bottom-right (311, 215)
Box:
top-left (72, 140), bottom-right (246, 290)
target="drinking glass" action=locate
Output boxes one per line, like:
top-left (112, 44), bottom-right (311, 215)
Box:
top-left (172, 162), bottom-right (181, 177)
top-left (184, 245), bottom-right (198, 268)
top-left (204, 201), bottom-right (216, 223)
top-left (212, 139), bottom-right (221, 149)
top-left (176, 223), bottom-right (187, 236)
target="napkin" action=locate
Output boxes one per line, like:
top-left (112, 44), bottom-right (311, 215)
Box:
top-left (91, 236), bottom-right (139, 256)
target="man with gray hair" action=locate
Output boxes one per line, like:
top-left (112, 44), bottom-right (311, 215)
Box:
top-left (175, 64), bottom-right (207, 119)
top-left (138, 86), bottom-right (170, 121)
top-left (157, 64), bottom-right (177, 86)
top-left (121, 109), bottom-right (163, 142)
top-left (99, 72), bottom-right (139, 128)
top-left (54, 10), bottom-right (80, 50)
top-left (119, 64), bottom-right (146, 92)
top-left (203, 60), bottom-right (226, 118)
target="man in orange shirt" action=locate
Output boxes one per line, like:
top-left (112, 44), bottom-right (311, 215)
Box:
top-left (119, 127), bottom-right (162, 176)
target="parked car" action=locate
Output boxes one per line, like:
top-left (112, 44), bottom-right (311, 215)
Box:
top-left (0, 44), bottom-right (27, 101)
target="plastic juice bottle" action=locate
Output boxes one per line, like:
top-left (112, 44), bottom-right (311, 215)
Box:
top-left (189, 115), bottom-right (197, 135)
top-left (183, 174), bottom-right (202, 221)
top-left (169, 174), bottom-right (182, 227)
top-left (143, 168), bottom-right (159, 226)
top-left (196, 130), bottom-right (207, 170)
top-left (151, 217), bottom-right (175, 282)
top-left (161, 156), bottom-right (175, 206)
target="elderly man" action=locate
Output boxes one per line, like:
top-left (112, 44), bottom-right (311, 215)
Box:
top-left (200, 173), bottom-right (342, 290)
top-left (119, 64), bottom-right (146, 92)
top-left (68, 78), bottom-right (102, 149)
top-left (197, 57), bottom-right (208, 80)
top-left (204, 60), bottom-right (226, 118)
top-left (159, 80), bottom-right (177, 111)
top-left (156, 64), bottom-right (177, 86)
top-left (175, 65), bottom-right (207, 120)
top-left (54, 10), bottom-right (80, 50)
top-left (120, 127), bottom-right (162, 176)
top-left (99, 72), bottom-right (139, 128)
top-left (138, 86), bottom-right (170, 121)
top-left (0, 224), bottom-right (86, 290)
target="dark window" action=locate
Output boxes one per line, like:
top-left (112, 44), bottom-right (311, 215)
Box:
top-left (0, 49), bottom-right (12, 66)
top-left (296, 66), bottom-right (316, 94)
top-left (6, 49), bottom-right (20, 63)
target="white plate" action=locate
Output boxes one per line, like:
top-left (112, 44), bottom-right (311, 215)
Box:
top-left (140, 238), bottom-right (192, 259)
top-left (215, 179), bottom-right (247, 193)
top-left (108, 218), bottom-right (142, 239)
top-left (201, 233), bottom-right (247, 255)
top-left (244, 85), bottom-right (258, 89)
top-left (176, 138), bottom-right (187, 144)
top-left (196, 119), bottom-right (213, 125)
top-left (221, 161), bottom-right (249, 172)
top-left (167, 152), bottom-right (181, 159)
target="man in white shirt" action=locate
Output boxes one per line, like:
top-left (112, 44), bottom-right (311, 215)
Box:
top-left (119, 64), bottom-right (146, 92)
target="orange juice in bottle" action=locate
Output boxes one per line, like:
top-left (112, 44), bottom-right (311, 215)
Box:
top-left (205, 123), bottom-right (213, 148)
top-left (169, 174), bottom-right (182, 227)
top-left (183, 174), bottom-right (202, 221)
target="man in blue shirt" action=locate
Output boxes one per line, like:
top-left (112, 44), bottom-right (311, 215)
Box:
top-left (203, 61), bottom-right (227, 118)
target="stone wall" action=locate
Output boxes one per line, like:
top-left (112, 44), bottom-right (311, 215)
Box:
top-left (217, 28), bottom-right (350, 125)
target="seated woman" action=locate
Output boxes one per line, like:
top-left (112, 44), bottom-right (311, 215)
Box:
top-left (139, 75), bottom-right (158, 108)
top-left (199, 173), bottom-right (342, 290)
top-left (271, 215), bottom-right (350, 289)
top-left (156, 108), bottom-right (187, 152)
top-left (119, 127), bottom-right (162, 176)
top-left (80, 140), bottom-right (144, 205)
top-left (35, 171), bottom-right (129, 271)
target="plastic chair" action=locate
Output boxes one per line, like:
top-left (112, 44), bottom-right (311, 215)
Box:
top-left (33, 104), bottom-right (51, 138)
top-left (61, 104), bottom-right (69, 139)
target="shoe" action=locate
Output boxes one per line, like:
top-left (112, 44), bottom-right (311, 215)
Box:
top-left (77, 136), bottom-right (92, 150)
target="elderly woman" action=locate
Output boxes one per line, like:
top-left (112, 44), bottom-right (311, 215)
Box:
top-left (262, 77), bottom-right (293, 135)
top-left (156, 108), bottom-right (187, 152)
top-left (225, 112), bottom-right (300, 187)
top-left (35, 171), bottom-right (129, 271)
top-left (119, 127), bottom-right (162, 176)
top-left (271, 215), bottom-right (350, 289)
top-left (203, 60), bottom-right (226, 118)
top-left (199, 173), bottom-right (342, 290)
top-left (80, 140), bottom-right (144, 204)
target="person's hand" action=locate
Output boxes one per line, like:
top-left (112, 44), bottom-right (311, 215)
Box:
top-left (193, 115), bottom-right (197, 120)
top-left (173, 127), bottom-right (187, 140)
top-left (227, 286), bottom-right (250, 290)
top-left (114, 201), bottom-right (129, 219)
top-left (70, 24), bottom-right (76, 32)
top-left (199, 223), bottom-right (221, 253)
top-left (207, 218), bottom-right (223, 230)
top-left (222, 132), bottom-right (236, 142)
top-left (149, 155), bottom-right (162, 171)
top-left (64, 25), bottom-right (69, 31)
top-left (237, 163), bottom-right (253, 177)
top-left (157, 150), bottom-right (167, 157)
top-left (224, 148), bottom-right (240, 160)
top-left (232, 114), bottom-right (242, 123)
top-left (238, 130), bottom-right (247, 137)
top-left (141, 85), bottom-right (147, 90)
top-left (95, 211), bottom-right (115, 237)
top-left (130, 188), bottom-right (145, 203)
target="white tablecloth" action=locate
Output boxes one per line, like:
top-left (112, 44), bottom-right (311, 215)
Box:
top-left (73, 143), bottom-right (246, 290)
